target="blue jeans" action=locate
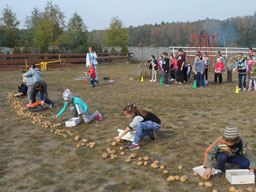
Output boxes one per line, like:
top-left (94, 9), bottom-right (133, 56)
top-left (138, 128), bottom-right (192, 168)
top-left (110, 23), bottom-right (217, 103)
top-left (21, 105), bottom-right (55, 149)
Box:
top-left (216, 152), bottom-right (250, 171)
top-left (90, 78), bottom-right (97, 87)
top-left (196, 72), bottom-right (205, 87)
top-left (133, 121), bottom-right (161, 145)
top-left (94, 64), bottom-right (98, 81)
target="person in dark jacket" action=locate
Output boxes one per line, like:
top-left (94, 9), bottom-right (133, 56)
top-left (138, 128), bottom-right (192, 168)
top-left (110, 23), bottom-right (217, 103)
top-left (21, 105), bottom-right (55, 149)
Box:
top-left (177, 49), bottom-right (186, 84)
top-left (233, 53), bottom-right (247, 91)
top-left (18, 83), bottom-right (28, 96)
top-left (30, 80), bottom-right (54, 108)
top-left (162, 52), bottom-right (170, 86)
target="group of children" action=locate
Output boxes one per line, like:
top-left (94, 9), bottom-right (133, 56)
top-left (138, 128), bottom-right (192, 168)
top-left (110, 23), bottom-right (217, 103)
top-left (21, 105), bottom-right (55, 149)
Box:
top-left (148, 49), bottom-right (190, 86)
top-left (148, 48), bottom-right (256, 91)
top-left (22, 64), bottom-right (54, 108)
top-left (19, 50), bottom-right (256, 181)
top-left (21, 64), bottom-right (102, 123)
top-left (213, 50), bottom-right (256, 92)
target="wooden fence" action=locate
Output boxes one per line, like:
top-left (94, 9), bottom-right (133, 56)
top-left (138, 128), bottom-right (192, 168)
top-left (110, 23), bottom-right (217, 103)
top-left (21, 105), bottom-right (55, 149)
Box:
top-left (0, 52), bottom-right (131, 66)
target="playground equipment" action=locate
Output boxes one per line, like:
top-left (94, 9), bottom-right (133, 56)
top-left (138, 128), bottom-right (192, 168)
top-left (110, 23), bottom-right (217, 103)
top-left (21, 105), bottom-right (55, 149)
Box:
top-left (23, 54), bottom-right (65, 71)
top-left (188, 33), bottom-right (219, 57)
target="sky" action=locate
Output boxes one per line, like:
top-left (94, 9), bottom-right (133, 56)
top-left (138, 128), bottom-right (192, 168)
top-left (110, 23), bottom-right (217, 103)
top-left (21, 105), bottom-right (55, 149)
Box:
top-left (1, 0), bottom-right (256, 31)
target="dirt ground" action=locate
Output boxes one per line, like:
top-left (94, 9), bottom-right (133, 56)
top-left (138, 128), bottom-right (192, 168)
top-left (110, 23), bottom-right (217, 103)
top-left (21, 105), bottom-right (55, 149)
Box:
top-left (0, 63), bottom-right (256, 192)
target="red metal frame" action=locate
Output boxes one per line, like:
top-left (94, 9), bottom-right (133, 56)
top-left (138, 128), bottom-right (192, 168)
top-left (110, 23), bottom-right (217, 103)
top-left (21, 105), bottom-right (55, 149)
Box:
top-left (209, 34), bottom-right (219, 57)
top-left (188, 33), bottom-right (199, 56)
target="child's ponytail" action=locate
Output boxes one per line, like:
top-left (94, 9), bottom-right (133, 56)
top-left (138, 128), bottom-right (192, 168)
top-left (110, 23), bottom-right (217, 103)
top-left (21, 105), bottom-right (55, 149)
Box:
top-left (123, 104), bottom-right (147, 118)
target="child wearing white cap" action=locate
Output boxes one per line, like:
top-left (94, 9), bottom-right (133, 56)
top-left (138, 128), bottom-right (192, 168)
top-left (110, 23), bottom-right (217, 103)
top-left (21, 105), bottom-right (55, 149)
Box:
top-left (203, 126), bottom-right (256, 179)
top-left (53, 89), bottom-right (103, 123)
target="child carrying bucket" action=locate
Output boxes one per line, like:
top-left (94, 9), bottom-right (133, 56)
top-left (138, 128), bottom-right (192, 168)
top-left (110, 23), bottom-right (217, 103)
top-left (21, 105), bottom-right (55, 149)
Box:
top-left (114, 104), bottom-right (161, 150)
top-left (53, 89), bottom-right (103, 123)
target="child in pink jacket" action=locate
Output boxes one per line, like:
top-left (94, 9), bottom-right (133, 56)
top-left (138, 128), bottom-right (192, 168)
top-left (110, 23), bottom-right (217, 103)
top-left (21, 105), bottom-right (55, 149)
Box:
top-left (214, 58), bottom-right (224, 84)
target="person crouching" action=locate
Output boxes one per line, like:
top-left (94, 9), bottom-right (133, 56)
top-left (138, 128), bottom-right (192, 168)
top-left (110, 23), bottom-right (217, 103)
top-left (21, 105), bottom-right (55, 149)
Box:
top-left (203, 126), bottom-right (255, 179)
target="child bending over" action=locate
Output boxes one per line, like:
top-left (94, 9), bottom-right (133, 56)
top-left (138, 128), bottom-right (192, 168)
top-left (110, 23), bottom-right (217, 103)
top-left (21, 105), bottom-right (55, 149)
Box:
top-left (114, 104), bottom-right (161, 150)
top-left (53, 89), bottom-right (102, 123)
top-left (203, 126), bottom-right (255, 179)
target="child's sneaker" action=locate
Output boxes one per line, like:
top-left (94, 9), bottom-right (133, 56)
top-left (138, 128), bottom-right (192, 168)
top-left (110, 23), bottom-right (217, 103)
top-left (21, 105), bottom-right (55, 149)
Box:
top-left (126, 144), bottom-right (140, 150)
top-left (239, 88), bottom-right (241, 92)
top-left (149, 80), bottom-right (153, 82)
top-left (243, 88), bottom-right (246, 91)
top-left (49, 102), bottom-right (55, 109)
top-left (95, 111), bottom-right (103, 121)
top-left (149, 130), bottom-right (156, 140)
top-left (215, 172), bottom-right (222, 178)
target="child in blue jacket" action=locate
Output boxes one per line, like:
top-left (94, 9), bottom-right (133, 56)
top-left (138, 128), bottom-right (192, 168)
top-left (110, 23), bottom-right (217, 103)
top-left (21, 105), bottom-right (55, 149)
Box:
top-left (53, 89), bottom-right (102, 123)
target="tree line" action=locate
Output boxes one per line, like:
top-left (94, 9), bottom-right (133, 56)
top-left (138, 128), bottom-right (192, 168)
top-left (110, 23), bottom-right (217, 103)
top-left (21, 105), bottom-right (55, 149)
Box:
top-left (0, 1), bottom-right (256, 54)
top-left (90, 13), bottom-right (256, 48)
top-left (0, 2), bottom-right (128, 54)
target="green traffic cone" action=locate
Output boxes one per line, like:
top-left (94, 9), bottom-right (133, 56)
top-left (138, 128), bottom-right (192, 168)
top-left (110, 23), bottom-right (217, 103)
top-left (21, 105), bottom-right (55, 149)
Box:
top-left (193, 80), bottom-right (197, 88)
top-left (160, 77), bottom-right (163, 85)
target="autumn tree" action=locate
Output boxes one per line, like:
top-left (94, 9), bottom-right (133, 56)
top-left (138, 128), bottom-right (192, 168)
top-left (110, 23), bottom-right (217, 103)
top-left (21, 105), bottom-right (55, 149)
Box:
top-left (59, 12), bottom-right (88, 53)
top-left (104, 17), bottom-right (128, 52)
top-left (0, 6), bottom-right (20, 47)
top-left (26, 1), bottom-right (64, 52)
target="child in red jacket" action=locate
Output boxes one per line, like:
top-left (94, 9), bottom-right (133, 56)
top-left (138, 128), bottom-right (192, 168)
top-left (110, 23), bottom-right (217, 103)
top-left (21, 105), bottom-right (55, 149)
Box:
top-left (214, 58), bottom-right (224, 84)
top-left (85, 63), bottom-right (98, 88)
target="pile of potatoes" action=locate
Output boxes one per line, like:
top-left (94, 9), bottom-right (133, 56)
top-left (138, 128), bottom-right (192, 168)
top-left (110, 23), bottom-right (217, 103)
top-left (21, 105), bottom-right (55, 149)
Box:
top-left (7, 93), bottom-right (97, 149)
top-left (6, 93), bottom-right (62, 129)
top-left (194, 171), bottom-right (255, 192)
top-left (228, 186), bottom-right (255, 192)
top-left (102, 138), bottom-right (186, 185)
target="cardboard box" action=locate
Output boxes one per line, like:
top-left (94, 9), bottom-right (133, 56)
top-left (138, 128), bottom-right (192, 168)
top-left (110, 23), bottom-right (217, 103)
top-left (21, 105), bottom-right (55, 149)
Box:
top-left (76, 104), bottom-right (84, 115)
top-left (225, 169), bottom-right (255, 185)
top-left (65, 117), bottom-right (81, 127)
top-left (117, 129), bottom-right (135, 142)
top-left (192, 165), bottom-right (221, 177)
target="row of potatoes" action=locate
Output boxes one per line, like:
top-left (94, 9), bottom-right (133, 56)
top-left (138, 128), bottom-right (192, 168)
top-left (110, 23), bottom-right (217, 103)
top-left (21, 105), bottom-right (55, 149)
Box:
top-left (6, 93), bottom-right (255, 192)
top-left (6, 93), bottom-right (61, 129)
top-left (6, 93), bottom-right (96, 150)
top-left (101, 138), bottom-right (255, 192)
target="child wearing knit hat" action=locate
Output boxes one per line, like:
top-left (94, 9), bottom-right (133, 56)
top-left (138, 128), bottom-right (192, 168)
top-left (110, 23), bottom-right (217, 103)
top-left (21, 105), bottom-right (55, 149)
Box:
top-left (203, 126), bottom-right (256, 179)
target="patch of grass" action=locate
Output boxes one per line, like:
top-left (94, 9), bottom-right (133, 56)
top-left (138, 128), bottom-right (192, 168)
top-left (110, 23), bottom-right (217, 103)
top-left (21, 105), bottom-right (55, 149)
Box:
top-left (34, 175), bottom-right (55, 186)
top-left (0, 64), bottom-right (256, 192)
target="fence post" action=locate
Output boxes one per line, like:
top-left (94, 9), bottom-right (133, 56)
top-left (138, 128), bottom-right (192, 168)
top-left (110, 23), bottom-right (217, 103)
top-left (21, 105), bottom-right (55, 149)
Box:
top-left (172, 47), bottom-right (175, 55)
top-left (226, 48), bottom-right (228, 59)
top-left (141, 47), bottom-right (144, 61)
top-left (156, 47), bottom-right (158, 60)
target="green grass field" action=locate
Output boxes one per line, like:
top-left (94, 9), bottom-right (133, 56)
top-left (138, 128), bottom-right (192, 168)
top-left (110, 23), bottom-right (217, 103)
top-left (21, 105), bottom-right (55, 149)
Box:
top-left (0, 63), bottom-right (256, 192)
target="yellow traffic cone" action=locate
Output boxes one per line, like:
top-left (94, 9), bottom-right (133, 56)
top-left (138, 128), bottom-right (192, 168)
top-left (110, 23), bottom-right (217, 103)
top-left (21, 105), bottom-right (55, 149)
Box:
top-left (141, 76), bottom-right (144, 82)
top-left (236, 85), bottom-right (239, 93)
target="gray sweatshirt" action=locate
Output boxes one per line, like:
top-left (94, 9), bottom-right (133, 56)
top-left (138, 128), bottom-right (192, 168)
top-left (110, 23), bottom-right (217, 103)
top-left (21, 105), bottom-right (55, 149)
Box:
top-left (22, 68), bottom-right (42, 86)
top-left (194, 60), bottom-right (204, 72)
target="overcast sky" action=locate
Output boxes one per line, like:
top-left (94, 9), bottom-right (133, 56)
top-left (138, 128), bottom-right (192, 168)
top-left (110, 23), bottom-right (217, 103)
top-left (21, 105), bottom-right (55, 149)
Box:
top-left (1, 0), bottom-right (256, 31)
